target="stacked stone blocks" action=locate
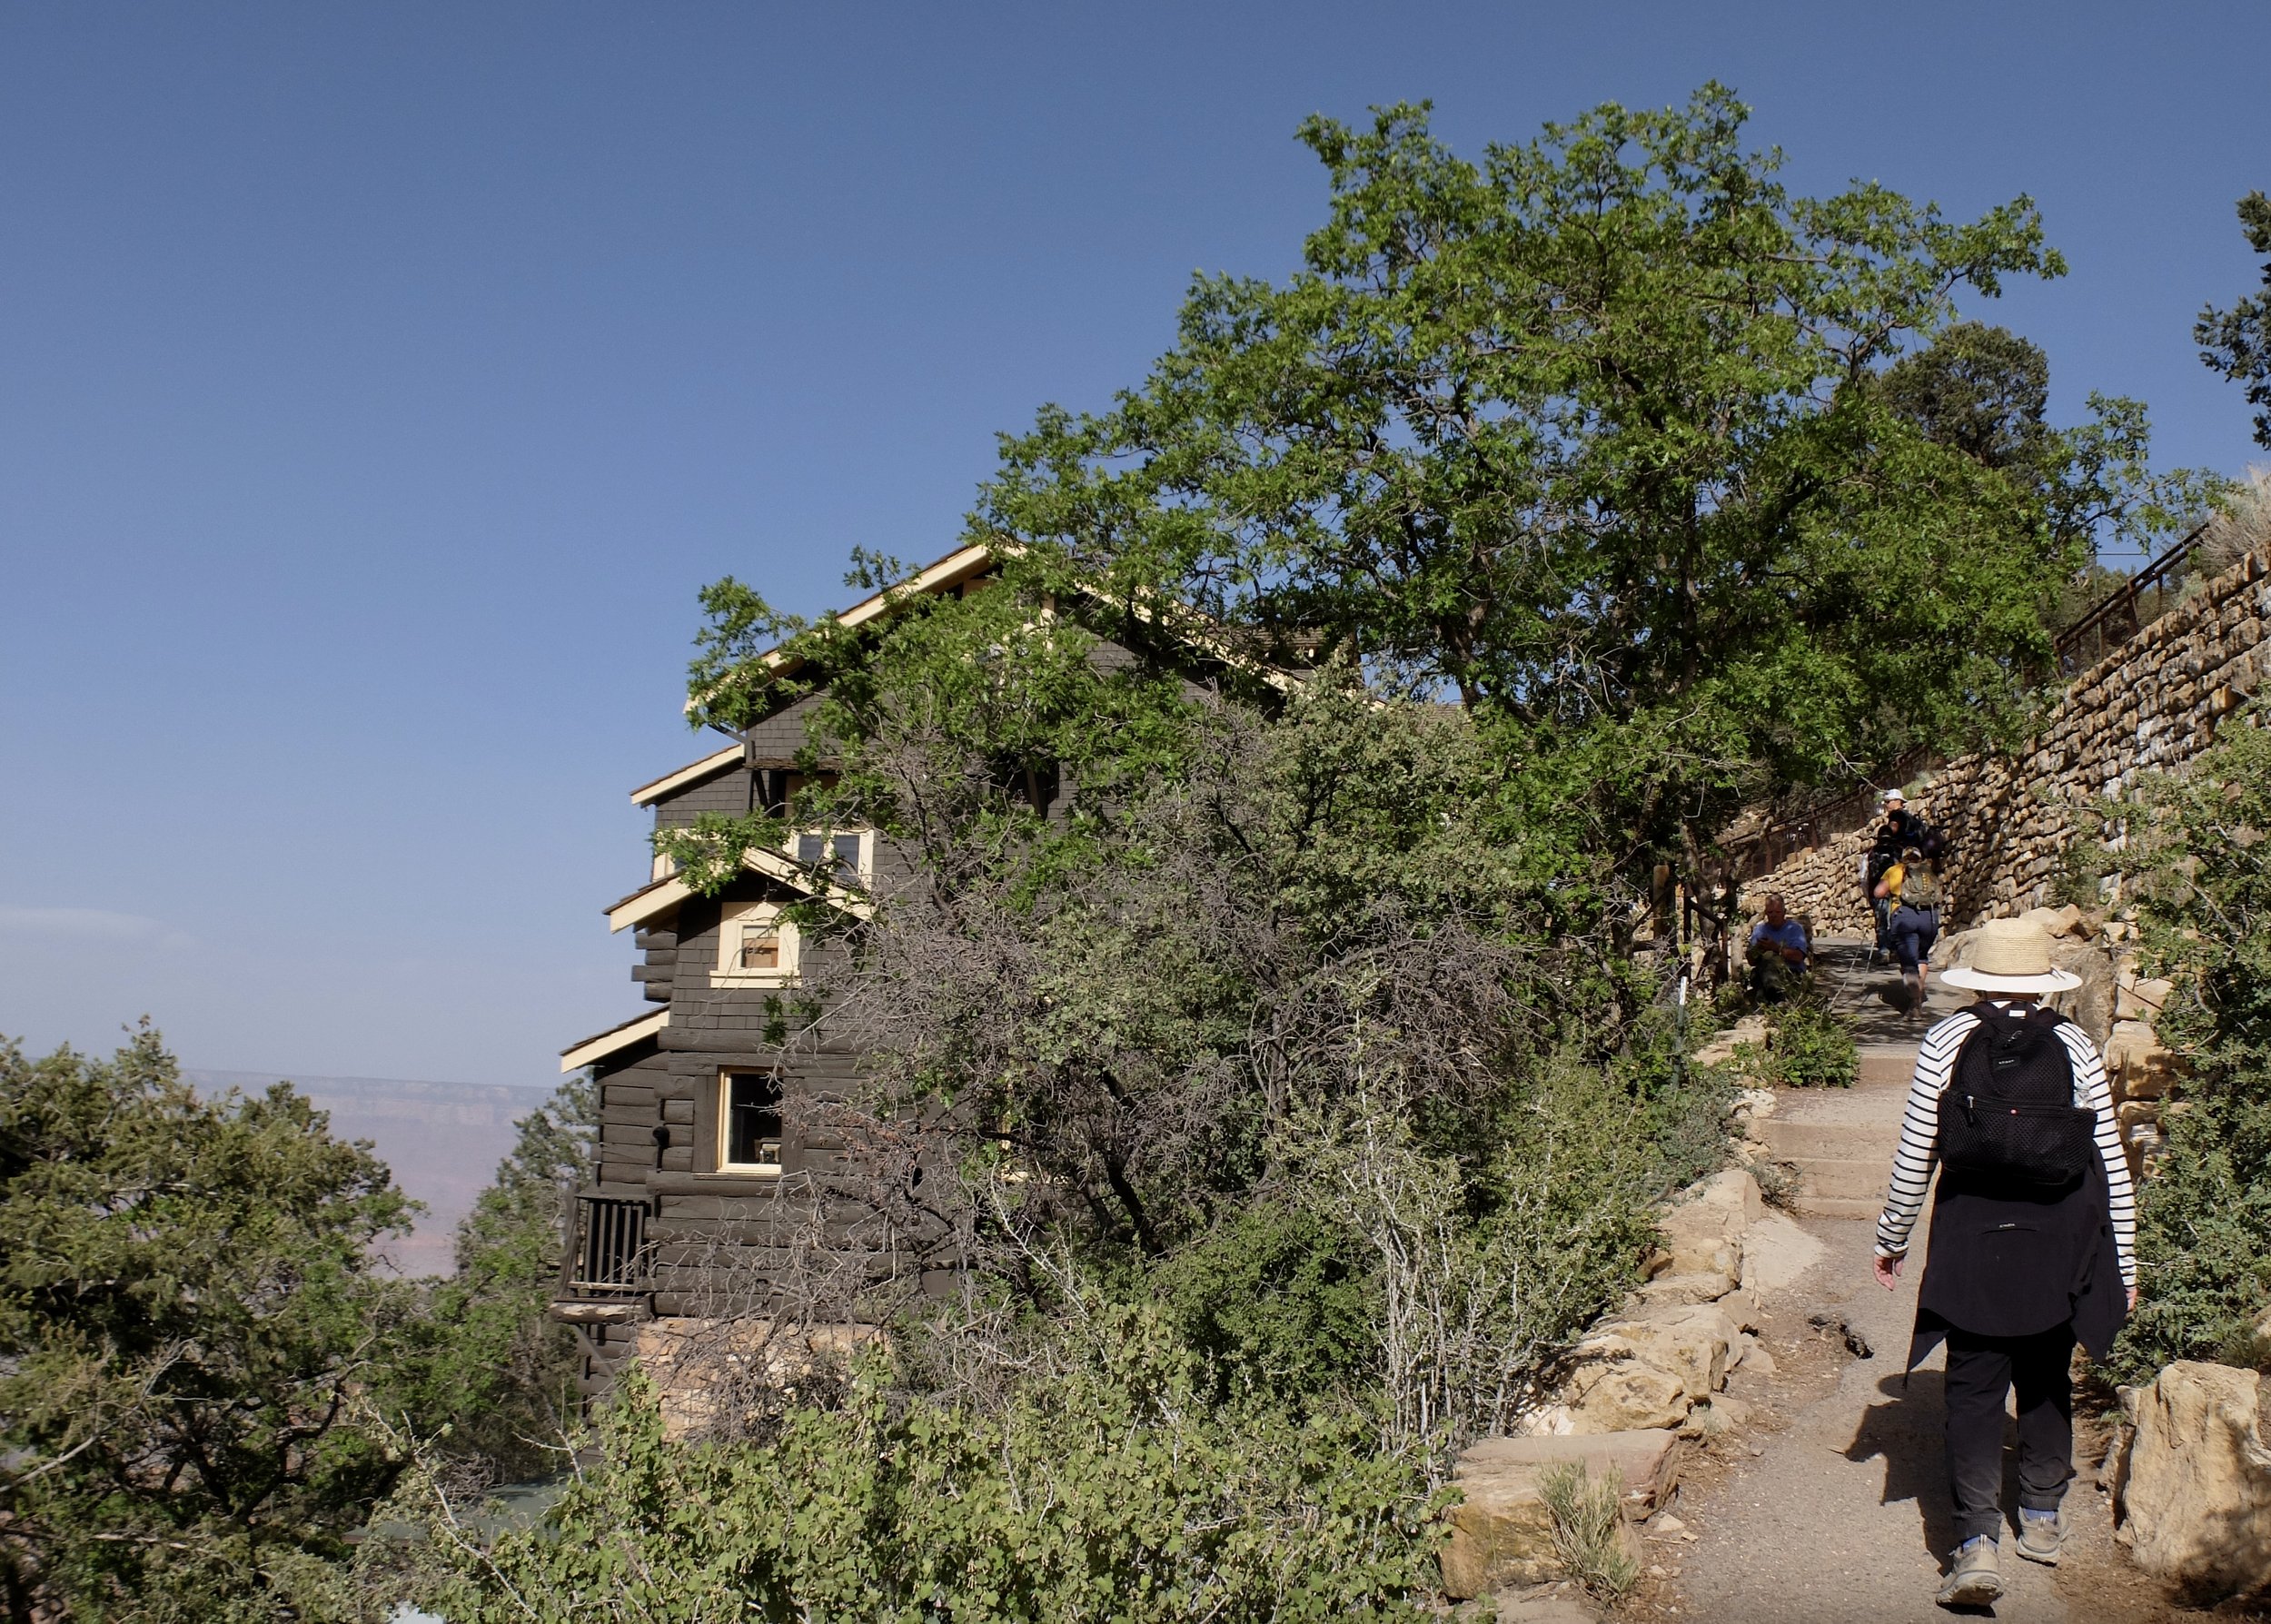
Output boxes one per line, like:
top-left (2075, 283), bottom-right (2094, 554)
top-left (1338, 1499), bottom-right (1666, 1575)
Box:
top-left (1744, 550), bottom-right (2271, 936)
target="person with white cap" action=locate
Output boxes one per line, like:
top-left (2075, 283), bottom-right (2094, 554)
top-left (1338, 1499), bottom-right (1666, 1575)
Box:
top-left (1862, 789), bottom-right (1921, 963)
top-left (1870, 916), bottom-right (2136, 1608)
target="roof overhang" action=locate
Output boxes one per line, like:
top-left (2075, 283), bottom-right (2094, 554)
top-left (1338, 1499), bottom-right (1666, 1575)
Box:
top-left (630, 744), bottom-right (745, 807)
top-left (560, 1007), bottom-right (669, 1074)
top-left (685, 542), bottom-right (998, 714)
top-left (605, 847), bottom-right (873, 934)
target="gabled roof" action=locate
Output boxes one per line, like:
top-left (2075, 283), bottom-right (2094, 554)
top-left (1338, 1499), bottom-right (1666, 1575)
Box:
top-left (560, 1007), bottom-right (668, 1073)
top-left (605, 847), bottom-right (874, 934)
top-left (643, 537), bottom-right (1304, 799)
top-left (630, 744), bottom-right (745, 807)
top-left (772, 542), bottom-right (996, 673)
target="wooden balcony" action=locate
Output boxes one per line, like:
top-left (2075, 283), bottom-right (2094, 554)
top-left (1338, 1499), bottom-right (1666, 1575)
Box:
top-left (554, 1192), bottom-right (651, 1319)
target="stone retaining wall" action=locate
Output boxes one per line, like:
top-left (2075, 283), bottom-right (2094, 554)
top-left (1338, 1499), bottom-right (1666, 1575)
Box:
top-left (1745, 550), bottom-right (2271, 933)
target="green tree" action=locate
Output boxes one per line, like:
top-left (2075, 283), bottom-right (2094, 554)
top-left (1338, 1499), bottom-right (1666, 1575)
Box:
top-left (2109, 711), bottom-right (2271, 1376)
top-left (967, 87), bottom-right (2195, 908)
top-left (1880, 320), bottom-right (2055, 474)
top-left (390, 1074), bottom-right (596, 1485)
top-left (2197, 191), bottom-right (2271, 449)
top-left (0, 1027), bottom-right (416, 1621)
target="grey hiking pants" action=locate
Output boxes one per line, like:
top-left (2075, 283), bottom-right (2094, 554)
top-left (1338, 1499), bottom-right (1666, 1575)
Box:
top-left (1944, 1324), bottom-right (2075, 1545)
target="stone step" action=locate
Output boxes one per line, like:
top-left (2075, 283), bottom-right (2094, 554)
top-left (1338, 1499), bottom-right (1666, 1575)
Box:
top-left (1756, 1120), bottom-right (1901, 1162)
top-left (1856, 1051), bottom-right (1920, 1086)
top-left (1788, 1194), bottom-right (1885, 1222)
top-left (1786, 1155), bottom-right (1889, 1203)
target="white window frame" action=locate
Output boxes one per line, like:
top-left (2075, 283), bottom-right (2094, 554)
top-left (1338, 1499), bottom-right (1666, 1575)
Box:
top-left (717, 1069), bottom-right (784, 1175)
top-left (712, 899), bottom-right (799, 987)
top-left (786, 827), bottom-right (873, 886)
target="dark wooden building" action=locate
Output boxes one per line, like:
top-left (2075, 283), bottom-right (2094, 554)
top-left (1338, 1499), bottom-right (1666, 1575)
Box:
top-left (548, 543), bottom-right (1290, 1394)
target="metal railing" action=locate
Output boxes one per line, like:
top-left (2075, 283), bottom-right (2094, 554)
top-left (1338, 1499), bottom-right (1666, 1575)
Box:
top-left (560, 1193), bottom-right (651, 1297)
top-left (1731, 525), bottom-right (2214, 876)
top-left (2053, 522), bottom-right (2208, 675)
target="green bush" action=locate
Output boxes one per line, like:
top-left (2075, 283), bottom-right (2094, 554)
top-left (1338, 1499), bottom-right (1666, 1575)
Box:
top-left (1151, 1200), bottom-right (1377, 1402)
top-left (1758, 1000), bottom-right (1859, 1089)
top-left (2113, 712), bottom-right (2271, 1379)
top-left (376, 1309), bottom-right (1443, 1624)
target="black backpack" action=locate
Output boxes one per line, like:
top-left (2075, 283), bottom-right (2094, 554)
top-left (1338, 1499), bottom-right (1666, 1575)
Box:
top-left (1936, 1002), bottom-right (2096, 1188)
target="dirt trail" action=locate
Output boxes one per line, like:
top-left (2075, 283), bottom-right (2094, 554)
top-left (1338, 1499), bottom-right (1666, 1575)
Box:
top-left (1664, 940), bottom-right (2137, 1624)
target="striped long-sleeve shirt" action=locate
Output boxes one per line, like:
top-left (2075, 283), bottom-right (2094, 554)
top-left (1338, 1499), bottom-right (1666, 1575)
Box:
top-left (1874, 1003), bottom-right (2137, 1288)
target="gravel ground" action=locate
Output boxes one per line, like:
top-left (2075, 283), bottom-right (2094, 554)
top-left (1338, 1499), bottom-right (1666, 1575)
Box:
top-left (1643, 964), bottom-right (2200, 1624)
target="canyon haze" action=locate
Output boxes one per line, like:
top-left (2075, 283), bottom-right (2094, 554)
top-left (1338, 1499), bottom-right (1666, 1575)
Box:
top-left (188, 1070), bottom-right (558, 1278)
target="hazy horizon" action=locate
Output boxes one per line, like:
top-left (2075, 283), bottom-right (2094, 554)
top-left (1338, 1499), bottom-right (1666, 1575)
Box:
top-left (186, 1068), bottom-right (558, 1278)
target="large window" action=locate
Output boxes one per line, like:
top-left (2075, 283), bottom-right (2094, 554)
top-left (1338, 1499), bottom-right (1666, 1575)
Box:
top-left (719, 1072), bottom-right (784, 1173)
top-left (713, 900), bottom-right (798, 986)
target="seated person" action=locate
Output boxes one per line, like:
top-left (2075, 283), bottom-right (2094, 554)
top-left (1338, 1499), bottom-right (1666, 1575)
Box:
top-left (1747, 894), bottom-right (1811, 1003)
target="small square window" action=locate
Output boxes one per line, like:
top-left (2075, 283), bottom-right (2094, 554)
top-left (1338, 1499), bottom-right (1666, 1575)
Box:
top-left (721, 1073), bottom-right (783, 1172)
top-left (713, 900), bottom-right (798, 985)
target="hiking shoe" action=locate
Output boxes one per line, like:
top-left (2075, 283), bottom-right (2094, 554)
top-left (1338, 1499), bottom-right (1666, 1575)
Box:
top-left (1937, 1537), bottom-right (2004, 1607)
top-left (2015, 1504), bottom-right (2068, 1566)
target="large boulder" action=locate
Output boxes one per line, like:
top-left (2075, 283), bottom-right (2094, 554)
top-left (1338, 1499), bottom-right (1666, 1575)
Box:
top-left (1582, 1303), bottom-right (1736, 1402)
top-left (1442, 1430), bottom-right (1681, 1598)
top-left (1692, 1013), bottom-right (1770, 1070)
top-left (2117, 974), bottom-right (2175, 1023)
top-left (2118, 1362), bottom-right (2271, 1599)
top-left (2107, 1020), bottom-right (2179, 1101)
top-left (1655, 1169), bottom-right (1761, 1274)
top-left (2048, 940), bottom-right (2117, 1048)
top-left (1628, 1271), bottom-right (1740, 1314)
top-left (1559, 1352), bottom-right (1691, 1433)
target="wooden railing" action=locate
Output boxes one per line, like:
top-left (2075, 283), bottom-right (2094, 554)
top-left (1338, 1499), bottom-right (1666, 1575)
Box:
top-left (560, 1193), bottom-right (650, 1298)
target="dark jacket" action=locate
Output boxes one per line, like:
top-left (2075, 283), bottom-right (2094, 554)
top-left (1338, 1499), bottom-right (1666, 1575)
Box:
top-left (1909, 1005), bottom-right (2127, 1366)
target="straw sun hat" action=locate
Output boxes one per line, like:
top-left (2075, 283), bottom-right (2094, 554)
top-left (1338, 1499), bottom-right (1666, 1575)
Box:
top-left (1940, 918), bottom-right (2083, 995)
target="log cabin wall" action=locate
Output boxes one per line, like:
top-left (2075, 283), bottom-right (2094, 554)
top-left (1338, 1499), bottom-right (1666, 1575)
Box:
top-left (555, 596), bottom-right (1246, 1398)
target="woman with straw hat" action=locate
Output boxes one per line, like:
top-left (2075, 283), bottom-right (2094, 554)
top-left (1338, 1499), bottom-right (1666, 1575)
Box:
top-left (1870, 916), bottom-right (2137, 1609)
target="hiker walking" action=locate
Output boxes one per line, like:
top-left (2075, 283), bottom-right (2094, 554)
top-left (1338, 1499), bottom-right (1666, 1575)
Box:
top-left (1863, 790), bottom-right (1920, 964)
top-left (1883, 833), bottom-right (1949, 1020)
top-left (1870, 917), bottom-right (2136, 1609)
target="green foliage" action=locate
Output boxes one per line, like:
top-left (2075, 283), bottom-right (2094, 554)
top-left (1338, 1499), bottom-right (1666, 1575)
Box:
top-left (1271, 1046), bottom-right (1726, 1477)
top-left (380, 1312), bottom-right (1443, 1624)
top-left (1759, 999), bottom-right (1859, 1089)
top-left (2197, 191), bottom-right (2271, 450)
top-left (960, 85), bottom-right (2197, 894)
top-left (1538, 1463), bottom-right (1640, 1602)
top-left (1150, 1201), bottom-right (1376, 1401)
top-left (652, 808), bottom-right (789, 897)
top-left (390, 1074), bottom-right (597, 1484)
top-left (2113, 711), bottom-right (2271, 1376)
top-left (1881, 321), bottom-right (2055, 474)
top-left (0, 1027), bottom-right (417, 1619)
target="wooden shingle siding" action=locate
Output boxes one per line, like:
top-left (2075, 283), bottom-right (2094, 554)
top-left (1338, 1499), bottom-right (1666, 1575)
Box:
top-left (741, 692), bottom-right (830, 764)
top-left (651, 765), bottom-right (759, 829)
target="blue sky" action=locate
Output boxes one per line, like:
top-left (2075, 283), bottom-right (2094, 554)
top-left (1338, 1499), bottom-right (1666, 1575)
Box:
top-left (3, 3), bottom-right (2266, 1090)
